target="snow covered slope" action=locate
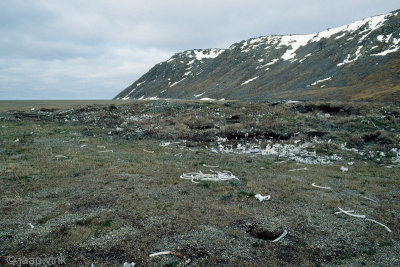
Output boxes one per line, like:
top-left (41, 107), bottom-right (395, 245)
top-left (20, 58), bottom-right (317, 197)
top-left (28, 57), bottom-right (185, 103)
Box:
top-left (115, 9), bottom-right (400, 101)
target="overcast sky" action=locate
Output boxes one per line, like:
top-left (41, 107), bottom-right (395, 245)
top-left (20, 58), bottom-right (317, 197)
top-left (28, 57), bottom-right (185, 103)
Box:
top-left (0, 1), bottom-right (398, 100)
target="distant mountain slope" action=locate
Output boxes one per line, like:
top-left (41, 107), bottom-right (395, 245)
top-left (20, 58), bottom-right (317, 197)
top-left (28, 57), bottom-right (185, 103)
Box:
top-left (115, 9), bottom-right (400, 101)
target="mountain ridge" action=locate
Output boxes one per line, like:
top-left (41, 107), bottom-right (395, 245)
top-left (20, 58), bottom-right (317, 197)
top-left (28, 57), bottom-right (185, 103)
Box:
top-left (115, 9), bottom-right (400, 101)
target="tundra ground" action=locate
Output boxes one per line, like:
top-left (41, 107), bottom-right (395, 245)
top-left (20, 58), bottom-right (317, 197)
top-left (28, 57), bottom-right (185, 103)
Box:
top-left (0, 100), bottom-right (399, 266)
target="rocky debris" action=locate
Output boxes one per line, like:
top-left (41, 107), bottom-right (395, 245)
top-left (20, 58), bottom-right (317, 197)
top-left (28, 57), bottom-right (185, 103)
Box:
top-left (1, 100), bottom-right (399, 165)
top-left (226, 115), bottom-right (241, 123)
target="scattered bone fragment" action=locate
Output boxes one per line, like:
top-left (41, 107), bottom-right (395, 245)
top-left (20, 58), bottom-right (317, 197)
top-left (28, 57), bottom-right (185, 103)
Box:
top-left (336, 207), bottom-right (365, 218)
top-left (336, 208), bottom-right (392, 233)
top-left (362, 196), bottom-right (378, 203)
top-left (254, 194), bottom-right (271, 202)
top-left (98, 150), bottom-right (113, 153)
top-left (335, 209), bottom-right (354, 215)
top-left (123, 262), bottom-right (136, 267)
top-left (288, 167), bottom-right (307, 172)
top-left (159, 142), bottom-right (172, 147)
top-left (365, 218), bottom-right (392, 233)
top-left (202, 164), bottom-right (219, 168)
top-left (149, 251), bottom-right (190, 265)
top-left (272, 230), bottom-right (288, 242)
top-left (311, 183), bottom-right (332, 190)
top-left (149, 251), bottom-right (172, 257)
top-left (180, 170), bottom-right (238, 183)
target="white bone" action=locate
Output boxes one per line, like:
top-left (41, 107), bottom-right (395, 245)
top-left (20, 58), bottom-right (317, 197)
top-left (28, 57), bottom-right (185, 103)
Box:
top-left (149, 251), bottom-right (172, 257)
top-left (272, 230), bottom-right (288, 242)
top-left (254, 194), bottom-right (271, 202)
top-left (337, 207), bottom-right (365, 218)
top-left (288, 167), bottom-right (307, 172)
top-left (311, 183), bottom-right (332, 190)
top-left (365, 218), bottom-right (392, 233)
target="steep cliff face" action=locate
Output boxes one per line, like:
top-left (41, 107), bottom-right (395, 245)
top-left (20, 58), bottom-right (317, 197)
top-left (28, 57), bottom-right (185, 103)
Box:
top-left (115, 10), bottom-right (400, 101)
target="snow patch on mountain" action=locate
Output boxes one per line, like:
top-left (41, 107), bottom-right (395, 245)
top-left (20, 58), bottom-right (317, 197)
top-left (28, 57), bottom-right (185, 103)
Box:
top-left (185, 49), bottom-right (225, 60)
top-left (310, 77), bottom-right (332, 86)
top-left (194, 92), bottom-right (206, 98)
top-left (124, 81), bottom-right (147, 99)
top-left (264, 58), bottom-right (280, 66)
top-left (299, 53), bottom-right (312, 63)
top-left (115, 9), bottom-right (400, 101)
top-left (170, 78), bottom-right (186, 87)
top-left (337, 45), bottom-right (364, 67)
top-left (372, 45), bottom-right (400, 56)
top-left (312, 13), bottom-right (388, 43)
top-left (280, 34), bottom-right (314, 61)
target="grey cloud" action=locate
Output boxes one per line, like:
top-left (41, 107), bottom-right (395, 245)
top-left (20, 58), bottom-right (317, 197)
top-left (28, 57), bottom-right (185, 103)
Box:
top-left (0, 47), bottom-right (172, 99)
top-left (0, 0), bottom-right (399, 99)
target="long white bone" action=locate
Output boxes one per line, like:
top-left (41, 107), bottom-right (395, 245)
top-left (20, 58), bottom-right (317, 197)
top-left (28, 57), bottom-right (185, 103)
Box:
top-left (272, 230), bottom-right (288, 242)
top-left (365, 219), bottom-right (392, 233)
top-left (311, 183), bottom-right (332, 190)
top-left (337, 207), bottom-right (366, 218)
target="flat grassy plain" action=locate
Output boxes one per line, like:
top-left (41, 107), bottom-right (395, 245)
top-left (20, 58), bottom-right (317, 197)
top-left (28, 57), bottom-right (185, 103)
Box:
top-left (0, 100), bottom-right (399, 266)
top-left (0, 100), bottom-right (122, 112)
